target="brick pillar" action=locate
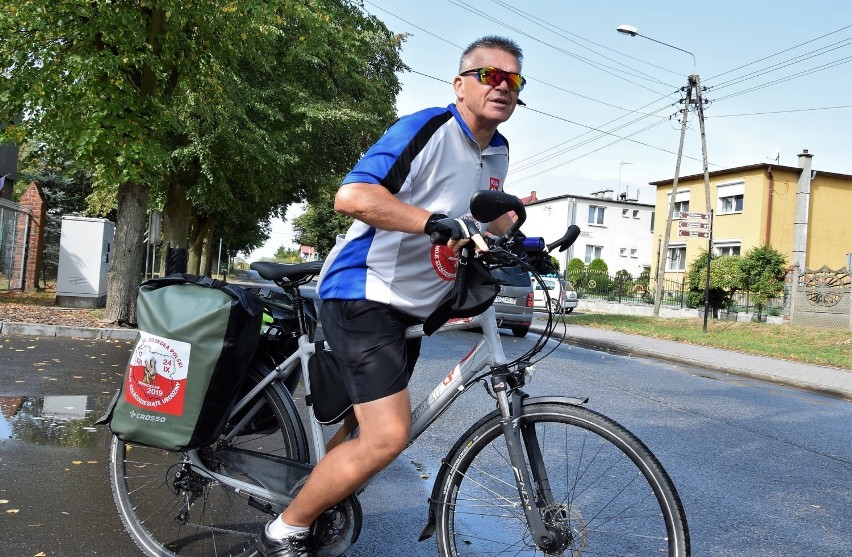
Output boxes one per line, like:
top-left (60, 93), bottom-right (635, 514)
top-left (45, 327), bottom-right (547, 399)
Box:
top-left (16, 182), bottom-right (47, 291)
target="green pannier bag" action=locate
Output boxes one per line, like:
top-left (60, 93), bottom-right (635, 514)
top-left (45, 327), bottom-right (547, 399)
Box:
top-left (102, 275), bottom-right (263, 451)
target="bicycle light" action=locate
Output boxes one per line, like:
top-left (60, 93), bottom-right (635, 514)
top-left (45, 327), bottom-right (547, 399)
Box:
top-left (523, 237), bottom-right (545, 252)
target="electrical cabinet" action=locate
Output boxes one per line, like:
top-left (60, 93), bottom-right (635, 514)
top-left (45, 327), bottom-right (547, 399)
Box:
top-left (56, 216), bottom-right (115, 308)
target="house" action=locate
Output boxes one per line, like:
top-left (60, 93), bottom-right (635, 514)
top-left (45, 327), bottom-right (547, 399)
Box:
top-left (521, 189), bottom-right (655, 276)
top-left (649, 149), bottom-right (852, 280)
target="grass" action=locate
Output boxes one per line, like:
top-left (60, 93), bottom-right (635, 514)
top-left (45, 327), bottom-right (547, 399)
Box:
top-left (564, 313), bottom-right (852, 370)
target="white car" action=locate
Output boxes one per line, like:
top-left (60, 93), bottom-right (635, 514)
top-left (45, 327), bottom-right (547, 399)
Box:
top-left (532, 276), bottom-right (577, 313)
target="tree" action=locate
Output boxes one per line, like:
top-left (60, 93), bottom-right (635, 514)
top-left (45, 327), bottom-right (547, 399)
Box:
top-left (161, 1), bottom-right (405, 272)
top-left (566, 257), bottom-right (586, 288)
top-left (273, 246), bottom-right (301, 263)
top-left (292, 187), bottom-right (353, 258)
top-left (686, 248), bottom-right (721, 312)
top-left (2, 2), bottom-right (261, 320)
top-left (1, 1), bottom-right (404, 322)
top-left (740, 245), bottom-right (787, 317)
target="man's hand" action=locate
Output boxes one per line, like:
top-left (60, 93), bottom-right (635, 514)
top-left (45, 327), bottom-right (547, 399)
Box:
top-left (424, 214), bottom-right (488, 253)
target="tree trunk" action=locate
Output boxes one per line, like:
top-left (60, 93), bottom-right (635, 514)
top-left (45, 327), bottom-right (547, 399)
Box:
top-left (106, 182), bottom-right (148, 323)
top-left (188, 215), bottom-right (213, 275)
top-left (199, 220), bottom-right (217, 276)
top-left (160, 180), bottom-right (193, 275)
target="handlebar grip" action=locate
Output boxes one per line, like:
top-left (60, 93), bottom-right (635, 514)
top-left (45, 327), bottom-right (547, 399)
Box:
top-left (547, 225), bottom-right (582, 252)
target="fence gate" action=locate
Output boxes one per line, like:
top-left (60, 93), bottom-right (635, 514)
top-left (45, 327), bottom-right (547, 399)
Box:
top-left (0, 198), bottom-right (29, 291)
top-left (789, 266), bottom-right (852, 330)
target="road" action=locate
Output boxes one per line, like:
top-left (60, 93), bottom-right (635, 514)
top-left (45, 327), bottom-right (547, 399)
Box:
top-left (0, 332), bottom-right (849, 556)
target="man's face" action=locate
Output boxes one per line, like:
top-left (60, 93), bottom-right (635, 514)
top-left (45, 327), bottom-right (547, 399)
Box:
top-left (454, 47), bottom-right (521, 129)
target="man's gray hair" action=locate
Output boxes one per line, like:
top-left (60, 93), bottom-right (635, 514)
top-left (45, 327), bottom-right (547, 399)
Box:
top-left (459, 36), bottom-right (523, 72)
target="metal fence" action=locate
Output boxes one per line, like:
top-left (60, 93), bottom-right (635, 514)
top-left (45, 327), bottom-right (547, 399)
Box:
top-left (565, 270), bottom-right (784, 316)
top-left (0, 198), bottom-right (29, 291)
top-left (566, 271), bottom-right (688, 308)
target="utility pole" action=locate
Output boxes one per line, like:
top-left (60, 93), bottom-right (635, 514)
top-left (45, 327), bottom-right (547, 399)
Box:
top-left (616, 26), bottom-right (712, 319)
top-left (653, 76), bottom-right (693, 316)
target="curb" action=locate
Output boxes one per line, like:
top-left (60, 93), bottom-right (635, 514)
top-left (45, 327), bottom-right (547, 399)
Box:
top-left (0, 321), bottom-right (139, 340)
top-left (555, 333), bottom-right (851, 400)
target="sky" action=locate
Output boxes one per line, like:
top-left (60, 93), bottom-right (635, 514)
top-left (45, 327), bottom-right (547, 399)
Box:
top-left (246, 0), bottom-right (851, 260)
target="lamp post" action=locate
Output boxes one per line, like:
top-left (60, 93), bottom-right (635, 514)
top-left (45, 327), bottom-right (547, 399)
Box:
top-left (616, 25), bottom-right (712, 320)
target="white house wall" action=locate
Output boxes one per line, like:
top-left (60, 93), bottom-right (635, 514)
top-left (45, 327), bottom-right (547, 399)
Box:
top-left (522, 196), bottom-right (654, 276)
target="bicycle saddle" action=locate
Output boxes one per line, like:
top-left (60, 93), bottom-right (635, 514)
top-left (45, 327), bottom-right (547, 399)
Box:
top-left (251, 260), bottom-right (325, 282)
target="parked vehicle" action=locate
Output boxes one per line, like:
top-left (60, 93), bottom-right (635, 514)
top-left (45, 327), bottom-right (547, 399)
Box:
top-left (533, 276), bottom-right (577, 313)
top-left (490, 264), bottom-right (534, 337)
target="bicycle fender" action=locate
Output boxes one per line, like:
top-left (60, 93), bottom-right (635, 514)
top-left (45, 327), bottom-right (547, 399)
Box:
top-left (417, 395), bottom-right (587, 541)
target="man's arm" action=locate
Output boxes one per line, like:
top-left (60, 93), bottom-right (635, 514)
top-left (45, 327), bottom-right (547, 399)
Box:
top-left (486, 213), bottom-right (515, 236)
top-left (335, 182), bottom-right (488, 253)
top-left (335, 182), bottom-right (431, 234)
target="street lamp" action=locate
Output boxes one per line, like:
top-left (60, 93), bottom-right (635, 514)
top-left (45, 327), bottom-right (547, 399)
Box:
top-left (616, 25), bottom-right (696, 76)
top-left (616, 25), bottom-right (712, 321)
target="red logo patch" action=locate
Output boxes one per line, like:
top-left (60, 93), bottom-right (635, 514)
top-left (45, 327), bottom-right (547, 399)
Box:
top-left (489, 177), bottom-right (500, 190)
top-left (430, 244), bottom-right (458, 281)
top-left (123, 333), bottom-right (191, 416)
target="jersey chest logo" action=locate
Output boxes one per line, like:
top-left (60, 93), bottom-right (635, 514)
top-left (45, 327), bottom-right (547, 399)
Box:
top-left (430, 244), bottom-right (458, 281)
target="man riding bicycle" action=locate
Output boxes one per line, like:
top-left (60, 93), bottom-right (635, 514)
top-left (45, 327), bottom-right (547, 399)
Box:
top-left (257, 35), bottom-right (525, 556)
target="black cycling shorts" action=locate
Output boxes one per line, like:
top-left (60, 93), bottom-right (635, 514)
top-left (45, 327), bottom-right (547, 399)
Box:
top-left (320, 299), bottom-right (422, 404)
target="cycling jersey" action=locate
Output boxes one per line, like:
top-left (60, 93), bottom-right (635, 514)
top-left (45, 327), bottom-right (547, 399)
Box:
top-left (317, 103), bottom-right (509, 319)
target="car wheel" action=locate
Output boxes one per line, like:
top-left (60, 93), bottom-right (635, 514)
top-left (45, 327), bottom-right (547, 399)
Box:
top-left (565, 307), bottom-right (574, 314)
top-left (511, 325), bottom-right (529, 337)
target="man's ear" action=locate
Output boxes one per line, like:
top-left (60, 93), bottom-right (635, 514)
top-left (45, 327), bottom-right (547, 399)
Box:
top-left (453, 75), bottom-right (465, 100)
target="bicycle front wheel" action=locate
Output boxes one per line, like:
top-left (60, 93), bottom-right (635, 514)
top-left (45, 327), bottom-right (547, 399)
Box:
top-left (109, 364), bottom-right (308, 557)
top-left (435, 400), bottom-right (689, 556)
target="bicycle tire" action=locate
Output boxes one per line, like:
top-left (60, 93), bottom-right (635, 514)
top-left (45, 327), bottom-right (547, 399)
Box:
top-left (435, 400), bottom-right (689, 556)
top-left (110, 363), bottom-right (308, 557)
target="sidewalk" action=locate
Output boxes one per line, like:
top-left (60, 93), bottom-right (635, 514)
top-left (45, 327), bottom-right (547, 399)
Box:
top-left (2, 316), bottom-right (849, 400)
top-left (530, 319), bottom-right (851, 400)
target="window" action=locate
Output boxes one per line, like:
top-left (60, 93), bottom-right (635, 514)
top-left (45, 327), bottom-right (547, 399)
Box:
top-left (622, 208), bottom-right (629, 218)
top-left (715, 242), bottom-right (741, 257)
top-left (719, 194), bottom-right (744, 214)
top-left (717, 181), bottom-right (745, 215)
top-left (585, 245), bottom-right (603, 264)
top-left (630, 248), bottom-right (638, 258)
top-left (667, 245), bottom-right (686, 271)
top-left (632, 209), bottom-right (640, 218)
top-left (668, 190), bottom-right (690, 218)
top-left (588, 205), bottom-right (605, 225)
top-left (619, 248), bottom-right (627, 257)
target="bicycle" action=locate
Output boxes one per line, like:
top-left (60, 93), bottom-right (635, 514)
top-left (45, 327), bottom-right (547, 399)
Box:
top-left (109, 189), bottom-right (690, 557)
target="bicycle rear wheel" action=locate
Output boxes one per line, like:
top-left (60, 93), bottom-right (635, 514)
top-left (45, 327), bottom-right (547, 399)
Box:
top-left (109, 364), bottom-right (308, 557)
top-left (435, 400), bottom-right (689, 556)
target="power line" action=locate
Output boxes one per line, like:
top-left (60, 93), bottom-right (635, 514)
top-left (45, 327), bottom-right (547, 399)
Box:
top-left (363, 1), bottom-right (465, 50)
top-left (444, 0), bottom-right (678, 93)
top-left (709, 38), bottom-right (851, 90)
top-left (706, 24), bottom-right (852, 82)
top-left (491, 0), bottom-right (683, 78)
top-left (708, 105), bottom-right (852, 118)
top-left (713, 56), bottom-right (852, 102)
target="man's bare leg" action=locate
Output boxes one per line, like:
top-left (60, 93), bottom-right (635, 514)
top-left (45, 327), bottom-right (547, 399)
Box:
top-left (280, 388), bottom-right (411, 527)
top-left (326, 411), bottom-right (358, 453)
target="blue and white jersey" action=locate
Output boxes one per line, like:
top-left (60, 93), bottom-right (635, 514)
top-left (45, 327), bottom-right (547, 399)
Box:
top-left (317, 104), bottom-right (510, 319)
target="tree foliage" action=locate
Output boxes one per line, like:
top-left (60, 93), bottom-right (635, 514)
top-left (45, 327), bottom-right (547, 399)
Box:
top-left (292, 187), bottom-right (353, 258)
top-left (740, 245), bottom-right (787, 315)
top-left (273, 246), bottom-right (301, 263)
top-left (1, 1), bottom-right (405, 320)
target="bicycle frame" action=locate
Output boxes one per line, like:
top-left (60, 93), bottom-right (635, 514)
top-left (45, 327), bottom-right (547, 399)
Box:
top-left (186, 289), bottom-right (573, 550)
